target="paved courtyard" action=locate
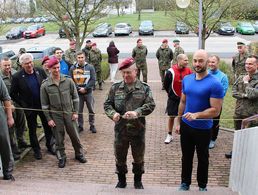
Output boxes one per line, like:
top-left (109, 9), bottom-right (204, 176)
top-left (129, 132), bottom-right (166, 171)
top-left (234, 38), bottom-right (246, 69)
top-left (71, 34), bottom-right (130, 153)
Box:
top-left (9, 59), bottom-right (233, 189)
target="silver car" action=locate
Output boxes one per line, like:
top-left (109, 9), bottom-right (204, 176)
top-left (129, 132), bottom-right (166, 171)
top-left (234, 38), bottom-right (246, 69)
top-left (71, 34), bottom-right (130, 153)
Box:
top-left (114, 23), bottom-right (132, 36)
top-left (92, 23), bottom-right (112, 37)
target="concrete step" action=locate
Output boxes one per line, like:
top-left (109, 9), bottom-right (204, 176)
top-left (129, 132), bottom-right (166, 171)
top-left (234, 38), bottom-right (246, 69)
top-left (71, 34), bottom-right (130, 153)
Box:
top-left (0, 179), bottom-right (238, 195)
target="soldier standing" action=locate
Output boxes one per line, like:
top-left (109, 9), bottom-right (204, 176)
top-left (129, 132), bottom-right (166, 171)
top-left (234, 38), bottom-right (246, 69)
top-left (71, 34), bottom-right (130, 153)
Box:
top-left (15, 48), bottom-right (26, 70)
top-left (88, 43), bottom-right (103, 90)
top-left (156, 39), bottom-right (173, 89)
top-left (41, 57), bottom-right (87, 168)
top-left (104, 58), bottom-right (155, 189)
top-left (172, 39), bottom-right (184, 65)
top-left (70, 51), bottom-right (96, 133)
top-left (225, 55), bottom-right (258, 159)
top-left (132, 39), bottom-right (148, 83)
top-left (82, 40), bottom-right (92, 63)
top-left (232, 42), bottom-right (249, 81)
top-left (64, 40), bottom-right (77, 67)
top-left (41, 56), bottom-right (50, 76)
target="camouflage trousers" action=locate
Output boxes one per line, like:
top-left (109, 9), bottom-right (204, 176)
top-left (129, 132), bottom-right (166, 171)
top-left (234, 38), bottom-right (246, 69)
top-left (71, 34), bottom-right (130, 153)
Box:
top-left (114, 120), bottom-right (145, 175)
top-left (137, 68), bottom-right (148, 83)
top-left (159, 69), bottom-right (167, 86)
top-left (96, 70), bottom-right (102, 85)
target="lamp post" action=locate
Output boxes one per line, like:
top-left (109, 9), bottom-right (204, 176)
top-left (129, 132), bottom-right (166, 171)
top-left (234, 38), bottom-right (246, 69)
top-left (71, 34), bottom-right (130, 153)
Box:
top-left (176, 0), bottom-right (203, 49)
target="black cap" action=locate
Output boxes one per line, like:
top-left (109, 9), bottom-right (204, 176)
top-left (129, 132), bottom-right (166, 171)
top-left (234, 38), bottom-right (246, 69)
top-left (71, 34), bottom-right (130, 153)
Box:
top-left (86, 40), bottom-right (91, 43)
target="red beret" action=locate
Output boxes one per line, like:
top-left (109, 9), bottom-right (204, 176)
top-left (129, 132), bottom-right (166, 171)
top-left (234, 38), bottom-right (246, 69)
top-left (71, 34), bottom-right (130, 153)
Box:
top-left (91, 42), bottom-right (96, 47)
top-left (137, 38), bottom-right (142, 43)
top-left (118, 57), bottom-right (135, 70)
top-left (162, 39), bottom-right (168, 43)
top-left (42, 56), bottom-right (50, 65)
top-left (69, 40), bottom-right (76, 45)
top-left (48, 57), bottom-right (59, 69)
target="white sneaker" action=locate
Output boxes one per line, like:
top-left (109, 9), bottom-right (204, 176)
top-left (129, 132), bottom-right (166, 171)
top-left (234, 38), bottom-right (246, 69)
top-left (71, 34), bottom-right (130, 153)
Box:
top-left (209, 140), bottom-right (216, 149)
top-left (164, 134), bottom-right (173, 144)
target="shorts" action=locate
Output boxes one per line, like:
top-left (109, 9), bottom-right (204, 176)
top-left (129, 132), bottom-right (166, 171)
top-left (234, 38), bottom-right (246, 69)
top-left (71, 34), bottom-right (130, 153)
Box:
top-left (166, 98), bottom-right (180, 117)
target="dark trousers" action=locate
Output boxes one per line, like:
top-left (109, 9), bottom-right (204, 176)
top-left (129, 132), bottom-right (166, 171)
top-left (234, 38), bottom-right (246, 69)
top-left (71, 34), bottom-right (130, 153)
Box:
top-left (210, 110), bottom-right (222, 141)
top-left (25, 110), bottom-right (53, 152)
top-left (180, 121), bottom-right (211, 188)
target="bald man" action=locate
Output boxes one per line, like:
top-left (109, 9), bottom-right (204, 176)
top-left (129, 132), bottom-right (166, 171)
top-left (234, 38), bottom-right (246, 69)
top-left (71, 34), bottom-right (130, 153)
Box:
top-left (175, 50), bottom-right (224, 191)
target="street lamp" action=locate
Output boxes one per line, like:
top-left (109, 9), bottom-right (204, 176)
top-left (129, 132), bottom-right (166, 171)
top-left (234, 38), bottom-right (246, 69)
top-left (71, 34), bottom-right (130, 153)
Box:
top-left (176, 0), bottom-right (203, 49)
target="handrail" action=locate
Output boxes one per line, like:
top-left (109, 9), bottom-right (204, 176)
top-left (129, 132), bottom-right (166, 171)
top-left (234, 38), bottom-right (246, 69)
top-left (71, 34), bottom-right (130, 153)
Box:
top-left (241, 114), bottom-right (258, 129)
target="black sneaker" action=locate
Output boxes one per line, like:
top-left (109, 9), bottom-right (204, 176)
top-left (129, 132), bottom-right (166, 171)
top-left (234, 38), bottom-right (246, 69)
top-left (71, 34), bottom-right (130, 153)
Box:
top-left (58, 158), bottom-right (66, 168)
top-left (18, 141), bottom-right (30, 149)
top-left (75, 155), bottom-right (87, 163)
top-left (3, 174), bottom-right (15, 181)
top-left (134, 181), bottom-right (144, 189)
top-left (34, 151), bottom-right (42, 160)
top-left (90, 125), bottom-right (96, 133)
top-left (116, 181), bottom-right (127, 188)
top-left (78, 126), bottom-right (84, 132)
top-left (225, 151), bottom-right (232, 159)
top-left (13, 153), bottom-right (21, 161)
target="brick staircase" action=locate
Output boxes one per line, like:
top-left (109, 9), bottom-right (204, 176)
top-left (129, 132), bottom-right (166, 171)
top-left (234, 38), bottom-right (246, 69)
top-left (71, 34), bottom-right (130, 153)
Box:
top-left (0, 179), bottom-right (238, 195)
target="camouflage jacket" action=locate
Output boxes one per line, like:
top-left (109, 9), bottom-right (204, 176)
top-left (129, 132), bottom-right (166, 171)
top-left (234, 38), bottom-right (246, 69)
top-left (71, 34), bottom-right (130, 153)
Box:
top-left (40, 75), bottom-right (79, 121)
top-left (88, 49), bottom-right (102, 71)
top-left (0, 69), bottom-right (16, 93)
top-left (104, 79), bottom-right (155, 133)
top-left (132, 46), bottom-right (148, 69)
top-left (232, 71), bottom-right (258, 117)
top-left (64, 48), bottom-right (77, 67)
top-left (172, 46), bottom-right (184, 64)
top-left (232, 52), bottom-right (249, 80)
top-left (82, 46), bottom-right (91, 62)
top-left (156, 46), bottom-right (173, 70)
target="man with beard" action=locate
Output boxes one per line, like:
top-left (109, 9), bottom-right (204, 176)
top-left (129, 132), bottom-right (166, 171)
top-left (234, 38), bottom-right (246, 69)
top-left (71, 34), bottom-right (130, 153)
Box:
top-left (175, 50), bottom-right (224, 191)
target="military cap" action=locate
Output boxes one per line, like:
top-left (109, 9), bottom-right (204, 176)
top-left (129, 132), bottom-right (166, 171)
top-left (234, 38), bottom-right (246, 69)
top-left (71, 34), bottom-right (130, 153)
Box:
top-left (237, 42), bottom-right (245, 46)
top-left (19, 48), bottom-right (26, 54)
top-left (91, 42), bottom-right (97, 47)
top-left (162, 39), bottom-right (168, 43)
top-left (48, 57), bottom-right (59, 69)
top-left (42, 56), bottom-right (50, 65)
top-left (137, 38), bottom-right (142, 43)
top-left (173, 39), bottom-right (180, 43)
top-left (69, 40), bottom-right (76, 45)
top-left (86, 40), bottom-right (91, 43)
top-left (118, 57), bottom-right (135, 70)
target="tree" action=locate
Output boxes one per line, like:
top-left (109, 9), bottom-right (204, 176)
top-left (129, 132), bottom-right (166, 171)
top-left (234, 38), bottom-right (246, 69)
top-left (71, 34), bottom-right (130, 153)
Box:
top-left (112, 0), bottom-right (132, 16)
top-left (37, 0), bottom-right (108, 49)
top-left (29, 0), bottom-right (36, 17)
top-left (170, 0), bottom-right (243, 49)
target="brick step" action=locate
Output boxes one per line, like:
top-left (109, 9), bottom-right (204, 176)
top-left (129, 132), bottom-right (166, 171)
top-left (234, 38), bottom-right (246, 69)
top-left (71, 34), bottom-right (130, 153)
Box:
top-left (0, 179), bottom-right (238, 195)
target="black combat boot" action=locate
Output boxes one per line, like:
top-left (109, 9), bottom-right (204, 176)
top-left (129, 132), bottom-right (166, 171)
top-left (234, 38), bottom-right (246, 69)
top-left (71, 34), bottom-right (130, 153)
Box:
top-left (99, 83), bottom-right (103, 90)
top-left (134, 174), bottom-right (144, 189)
top-left (115, 174), bottom-right (127, 188)
top-left (58, 158), bottom-right (66, 168)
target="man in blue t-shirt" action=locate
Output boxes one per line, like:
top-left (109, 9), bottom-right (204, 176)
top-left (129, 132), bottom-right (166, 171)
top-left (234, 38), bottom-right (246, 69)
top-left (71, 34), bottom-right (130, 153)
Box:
top-left (175, 50), bottom-right (224, 192)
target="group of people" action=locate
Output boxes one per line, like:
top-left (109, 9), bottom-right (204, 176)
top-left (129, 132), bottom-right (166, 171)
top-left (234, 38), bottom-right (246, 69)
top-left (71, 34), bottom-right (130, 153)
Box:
top-left (0, 37), bottom-right (257, 193)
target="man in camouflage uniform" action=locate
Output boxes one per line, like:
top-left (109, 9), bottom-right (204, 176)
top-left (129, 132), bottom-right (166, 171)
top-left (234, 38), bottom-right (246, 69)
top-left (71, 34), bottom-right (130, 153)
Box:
top-left (132, 39), bottom-right (148, 83)
top-left (232, 42), bottom-right (249, 81)
top-left (156, 39), bottom-right (173, 89)
top-left (225, 55), bottom-right (258, 159)
top-left (82, 40), bottom-right (92, 63)
top-left (88, 42), bottom-right (103, 90)
top-left (104, 58), bottom-right (155, 189)
top-left (0, 58), bottom-right (28, 156)
top-left (64, 40), bottom-right (77, 67)
top-left (172, 39), bottom-right (184, 65)
top-left (41, 57), bottom-right (86, 168)
top-left (15, 48), bottom-right (26, 70)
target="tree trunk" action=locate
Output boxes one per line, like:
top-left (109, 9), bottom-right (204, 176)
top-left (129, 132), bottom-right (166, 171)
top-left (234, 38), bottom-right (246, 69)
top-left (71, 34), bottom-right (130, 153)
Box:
top-left (138, 10), bottom-right (141, 21)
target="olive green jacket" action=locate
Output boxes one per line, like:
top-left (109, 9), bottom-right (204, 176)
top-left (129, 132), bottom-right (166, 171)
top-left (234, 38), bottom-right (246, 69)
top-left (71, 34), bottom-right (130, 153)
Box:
top-left (232, 52), bottom-right (249, 80)
top-left (172, 46), bottom-right (184, 64)
top-left (40, 76), bottom-right (79, 121)
top-left (156, 46), bottom-right (173, 70)
top-left (132, 45), bottom-right (148, 69)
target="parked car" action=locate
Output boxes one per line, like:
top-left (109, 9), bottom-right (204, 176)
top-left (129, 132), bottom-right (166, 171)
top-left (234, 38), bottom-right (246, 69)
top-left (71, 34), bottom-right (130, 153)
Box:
top-left (5, 18), bottom-right (15, 24)
top-left (59, 27), bottom-right (76, 38)
top-left (23, 24), bottom-right (46, 39)
top-left (114, 23), bottom-right (132, 36)
top-left (24, 18), bottom-right (34, 23)
top-left (0, 50), bottom-right (17, 60)
top-left (6, 26), bottom-right (27, 39)
top-left (175, 21), bottom-right (189, 34)
top-left (92, 23), bottom-right (112, 37)
top-left (215, 22), bottom-right (235, 35)
top-left (26, 46), bottom-right (56, 66)
top-left (33, 17), bottom-right (42, 23)
top-left (253, 21), bottom-right (258, 33)
top-left (139, 20), bottom-right (154, 35)
top-left (15, 17), bottom-right (25, 24)
top-left (236, 22), bottom-right (255, 35)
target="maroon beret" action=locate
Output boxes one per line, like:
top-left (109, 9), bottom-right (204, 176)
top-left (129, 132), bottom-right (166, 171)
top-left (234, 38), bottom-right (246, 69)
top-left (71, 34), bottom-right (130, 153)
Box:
top-left (137, 38), bottom-right (142, 43)
top-left (48, 57), bottom-right (59, 69)
top-left (162, 39), bottom-right (168, 43)
top-left (91, 42), bottom-right (96, 47)
top-left (41, 56), bottom-right (50, 65)
top-left (118, 57), bottom-right (135, 70)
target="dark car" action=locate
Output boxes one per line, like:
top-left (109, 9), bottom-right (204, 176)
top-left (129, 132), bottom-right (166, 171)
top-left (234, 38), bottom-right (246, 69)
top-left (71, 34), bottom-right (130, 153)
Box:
top-left (23, 24), bottom-right (46, 38)
top-left (215, 22), bottom-right (235, 35)
top-left (26, 46), bottom-right (56, 66)
top-left (92, 23), bottom-right (112, 37)
top-left (175, 21), bottom-right (189, 34)
top-left (139, 20), bottom-right (154, 35)
top-left (6, 26), bottom-right (27, 39)
top-left (0, 50), bottom-right (17, 60)
top-left (59, 27), bottom-right (76, 38)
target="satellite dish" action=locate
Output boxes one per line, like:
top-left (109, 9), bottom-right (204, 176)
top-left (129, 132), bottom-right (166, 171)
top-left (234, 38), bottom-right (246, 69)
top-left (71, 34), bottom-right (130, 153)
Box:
top-left (176, 0), bottom-right (191, 8)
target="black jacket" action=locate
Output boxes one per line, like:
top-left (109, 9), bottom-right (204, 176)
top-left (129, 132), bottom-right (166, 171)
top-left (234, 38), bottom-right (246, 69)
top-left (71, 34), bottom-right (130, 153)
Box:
top-left (10, 67), bottom-right (47, 114)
